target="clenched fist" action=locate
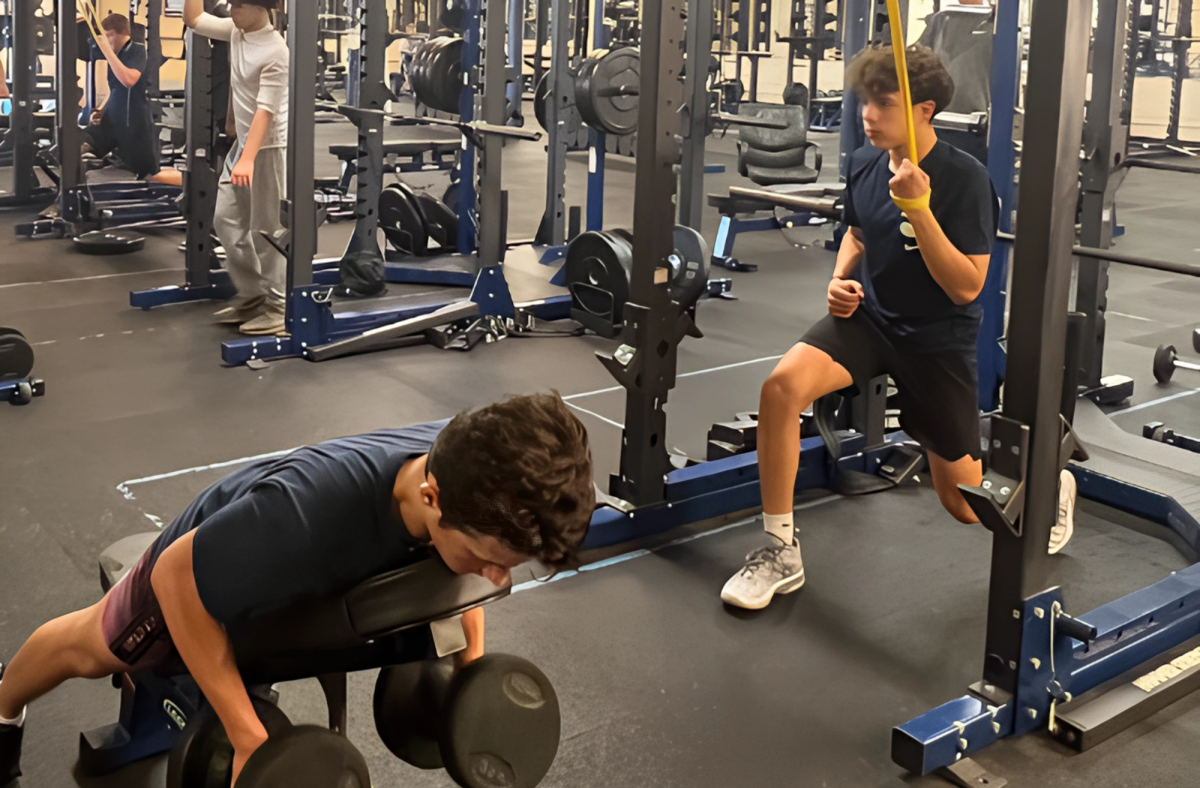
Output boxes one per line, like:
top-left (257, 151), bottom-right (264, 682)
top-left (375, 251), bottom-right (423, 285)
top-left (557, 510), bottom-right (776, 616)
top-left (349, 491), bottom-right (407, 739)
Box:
top-left (828, 278), bottom-right (864, 318)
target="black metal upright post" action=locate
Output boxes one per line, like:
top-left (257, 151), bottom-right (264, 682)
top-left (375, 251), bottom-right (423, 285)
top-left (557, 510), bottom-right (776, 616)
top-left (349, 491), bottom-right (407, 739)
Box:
top-left (9, 0), bottom-right (38, 202)
top-left (285, 0), bottom-right (320, 311)
top-left (1166, 0), bottom-right (1192, 143)
top-left (602, 0), bottom-right (690, 506)
top-left (181, 15), bottom-right (220, 289)
top-left (980, 0), bottom-right (1093, 694)
top-left (1075, 0), bottom-right (1130, 389)
top-left (534, 0), bottom-right (548, 90)
top-left (677, 0), bottom-right (713, 231)
top-left (537, 0), bottom-right (571, 246)
top-left (475, 0), bottom-right (508, 265)
top-left (342, 0), bottom-right (389, 270)
top-left (839, 0), bottom-right (870, 175)
top-left (56, 0), bottom-right (82, 211)
top-left (143, 0), bottom-right (164, 140)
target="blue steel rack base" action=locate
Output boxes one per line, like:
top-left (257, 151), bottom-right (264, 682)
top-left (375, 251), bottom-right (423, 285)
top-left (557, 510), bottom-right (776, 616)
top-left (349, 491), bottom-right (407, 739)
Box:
top-left (132, 255), bottom-right (486, 310)
top-left (220, 264), bottom-right (572, 366)
top-left (582, 430), bottom-right (914, 550)
top-left (893, 462), bottom-right (1200, 776)
top-left (1, 376), bottom-right (45, 405)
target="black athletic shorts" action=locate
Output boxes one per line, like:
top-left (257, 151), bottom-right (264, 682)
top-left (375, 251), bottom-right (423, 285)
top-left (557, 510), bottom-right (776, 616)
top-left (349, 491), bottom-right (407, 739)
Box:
top-left (83, 117), bottom-right (160, 179)
top-left (800, 310), bottom-right (983, 462)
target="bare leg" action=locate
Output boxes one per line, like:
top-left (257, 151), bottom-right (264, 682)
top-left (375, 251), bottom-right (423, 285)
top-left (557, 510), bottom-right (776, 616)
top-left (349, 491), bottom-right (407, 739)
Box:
top-left (148, 168), bottom-right (183, 187)
top-left (758, 343), bottom-right (853, 516)
top-left (926, 450), bottom-right (984, 525)
top-left (0, 598), bottom-right (128, 720)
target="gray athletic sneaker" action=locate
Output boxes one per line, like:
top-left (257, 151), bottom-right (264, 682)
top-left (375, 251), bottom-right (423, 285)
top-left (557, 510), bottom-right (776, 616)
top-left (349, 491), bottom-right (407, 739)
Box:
top-left (720, 536), bottom-right (805, 610)
top-left (213, 296), bottom-right (265, 325)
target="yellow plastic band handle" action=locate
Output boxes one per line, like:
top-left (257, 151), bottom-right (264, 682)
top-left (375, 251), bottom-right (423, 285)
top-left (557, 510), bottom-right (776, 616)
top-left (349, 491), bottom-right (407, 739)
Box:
top-left (889, 190), bottom-right (930, 213)
top-left (885, 0), bottom-right (919, 165)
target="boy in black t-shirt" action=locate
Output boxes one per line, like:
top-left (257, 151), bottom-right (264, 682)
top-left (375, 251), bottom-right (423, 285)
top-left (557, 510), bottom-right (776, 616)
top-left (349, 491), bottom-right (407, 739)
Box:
top-left (0, 394), bottom-right (594, 787)
top-left (81, 13), bottom-right (178, 184)
top-left (721, 44), bottom-right (1078, 610)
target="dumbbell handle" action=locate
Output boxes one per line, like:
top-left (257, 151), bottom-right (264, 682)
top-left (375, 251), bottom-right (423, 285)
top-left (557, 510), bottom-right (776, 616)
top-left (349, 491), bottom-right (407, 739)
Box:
top-left (1176, 358), bottom-right (1200, 372)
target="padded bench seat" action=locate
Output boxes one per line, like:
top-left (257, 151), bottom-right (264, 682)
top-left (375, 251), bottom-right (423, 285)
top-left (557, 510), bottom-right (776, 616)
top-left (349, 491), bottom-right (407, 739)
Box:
top-left (707, 184), bottom-right (844, 218)
top-left (328, 140), bottom-right (460, 161)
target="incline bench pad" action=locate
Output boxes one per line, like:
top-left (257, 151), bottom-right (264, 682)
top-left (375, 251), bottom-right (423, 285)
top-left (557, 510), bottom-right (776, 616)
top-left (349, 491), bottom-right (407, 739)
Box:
top-left (1072, 398), bottom-right (1200, 523)
top-left (328, 140), bottom-right (460, 160)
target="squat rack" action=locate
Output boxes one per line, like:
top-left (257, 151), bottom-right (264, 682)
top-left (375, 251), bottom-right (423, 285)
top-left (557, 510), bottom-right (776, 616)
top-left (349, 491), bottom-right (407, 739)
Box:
top-left (896, 0), bottom-right (1200, 780)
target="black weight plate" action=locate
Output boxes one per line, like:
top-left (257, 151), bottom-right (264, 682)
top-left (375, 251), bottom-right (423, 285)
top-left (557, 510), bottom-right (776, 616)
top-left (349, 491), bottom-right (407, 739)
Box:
top-left (440, 654), bottom-right (561, 788)
top-left (608, 228), bottom-right (634, 249)
top-left (576, 48), bottom-right (640, 135)
top-left (238, 726), bottom-right (370, 788)
top-left (0, 334), bottom-right (34, 381)
top-left (379, 185), bottom-right (429, 255)
top-left (433, 37), bottom-right (465, 114)
top-left (0, 327), bottom-right (25, 339)
top-left (534, 72), bottom-right (550, 132)
top-left (443, 180), bottom-right (461, 211)
top-left (669, 225), bottom-right (709, 309)
top-left (414, 192), bottom-right (459, 251)
top-left (1153, 344), bottom-right (1177, 384)
top-left (74, 229), bottom-right (146, 255)
top-left (166, 696), bottom-right (292, 788)
top-left (374, 659), bottom-right (455, 769)
top-left (1193, 328), bottom-right (1200, 355)
top-left (564, 231), bottom-right (633, 321)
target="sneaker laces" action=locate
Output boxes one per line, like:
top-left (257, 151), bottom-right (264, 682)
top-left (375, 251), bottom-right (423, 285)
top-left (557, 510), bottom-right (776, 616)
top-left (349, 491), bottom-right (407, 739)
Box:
top-left (741, 541), bottom-right (793, 578)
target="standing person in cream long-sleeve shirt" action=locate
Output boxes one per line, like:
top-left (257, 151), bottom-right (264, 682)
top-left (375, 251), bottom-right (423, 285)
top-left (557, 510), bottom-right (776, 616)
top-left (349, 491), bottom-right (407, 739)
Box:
top-left (185, 0), bottom-right (290, 336)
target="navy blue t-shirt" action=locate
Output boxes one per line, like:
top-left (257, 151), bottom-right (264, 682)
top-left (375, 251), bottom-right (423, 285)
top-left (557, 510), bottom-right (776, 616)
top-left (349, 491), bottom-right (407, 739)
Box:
top-left (99, 40), bottom-right (149, 132)
top-left (843, 140), bottom-right (998, 352)
top-left (153, 421), bottom-right (447, 626)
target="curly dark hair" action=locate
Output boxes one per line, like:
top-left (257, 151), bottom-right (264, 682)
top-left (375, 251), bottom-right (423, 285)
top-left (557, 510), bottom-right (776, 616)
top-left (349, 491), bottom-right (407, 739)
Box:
top-left (845, 43), bottom-right (955, 116)
top-left (427, 393), bottom-right (594, 569)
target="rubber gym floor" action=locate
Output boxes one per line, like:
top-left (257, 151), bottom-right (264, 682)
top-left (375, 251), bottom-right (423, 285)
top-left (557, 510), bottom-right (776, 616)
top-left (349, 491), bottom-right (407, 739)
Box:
top-left (2, 121), bottom-right (1199, 788)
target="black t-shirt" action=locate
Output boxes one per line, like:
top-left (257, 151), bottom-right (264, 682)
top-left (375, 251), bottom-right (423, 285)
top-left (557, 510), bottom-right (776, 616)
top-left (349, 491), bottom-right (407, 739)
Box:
top-left (152, 421), bottom-right (447, 626)
top-left (843, 140), bottom-right (998, 353)
top-left (100, 40), bottom-right (149, 134)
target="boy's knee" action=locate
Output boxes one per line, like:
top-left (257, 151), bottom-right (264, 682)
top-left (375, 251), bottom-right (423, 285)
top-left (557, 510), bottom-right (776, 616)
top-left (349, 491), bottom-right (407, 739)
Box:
top-left (761, 369), bottom-right (814, 412)
top-left (937, 490), bottom-right (979, 525)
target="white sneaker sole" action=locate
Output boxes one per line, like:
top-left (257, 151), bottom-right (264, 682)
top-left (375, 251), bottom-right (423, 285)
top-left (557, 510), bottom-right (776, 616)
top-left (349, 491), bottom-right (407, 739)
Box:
top-left (721, 570), bottom-right (806, 610)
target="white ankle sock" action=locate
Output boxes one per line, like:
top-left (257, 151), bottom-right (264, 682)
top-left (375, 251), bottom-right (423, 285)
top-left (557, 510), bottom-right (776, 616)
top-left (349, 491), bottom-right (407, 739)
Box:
top-left (763, 512), bottom-right (794, 545)
top-left (0, 704), bottom-right (25, 728)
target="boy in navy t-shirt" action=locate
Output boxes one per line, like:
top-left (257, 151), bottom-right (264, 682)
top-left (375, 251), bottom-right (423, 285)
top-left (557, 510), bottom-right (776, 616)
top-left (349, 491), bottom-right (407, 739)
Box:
top-left (80, 13), bottom-right (167, 182)
top-left (0, 394), bottom-right (594, 787)
top-left (721, 44), bottom-right (1078, 610)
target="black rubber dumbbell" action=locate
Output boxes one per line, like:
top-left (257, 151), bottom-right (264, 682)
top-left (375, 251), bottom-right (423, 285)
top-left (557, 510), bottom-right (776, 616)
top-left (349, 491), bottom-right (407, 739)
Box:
top-left (1152, 344), bottom-right (1200, 384)
top-left (374, 653), bottom-right (561, 788)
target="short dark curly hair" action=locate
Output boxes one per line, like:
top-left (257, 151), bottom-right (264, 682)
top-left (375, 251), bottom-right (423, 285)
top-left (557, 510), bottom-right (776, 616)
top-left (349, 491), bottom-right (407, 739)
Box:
top-left (100, 13), bottom-right (131, 37)
top-left (427, 393), bottom-right (594, 569)
top-left (845, 43), bottom-right (955, 116)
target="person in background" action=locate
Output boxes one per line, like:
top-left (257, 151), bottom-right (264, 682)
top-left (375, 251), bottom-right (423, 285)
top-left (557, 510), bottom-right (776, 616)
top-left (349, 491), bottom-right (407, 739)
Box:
top-left (81, 13), bottom-right (179, 185)
top-left (183, 0), bottom-right (290, 336)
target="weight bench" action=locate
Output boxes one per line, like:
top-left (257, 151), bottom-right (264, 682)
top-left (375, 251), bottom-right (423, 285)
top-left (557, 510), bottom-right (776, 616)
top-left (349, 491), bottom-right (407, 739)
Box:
top-left (328, 139), bottom-right (460, 193)
top-left (708, 184), bottom-right (845, 271)
top-left (79, 532), bottom-right (511, 776)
